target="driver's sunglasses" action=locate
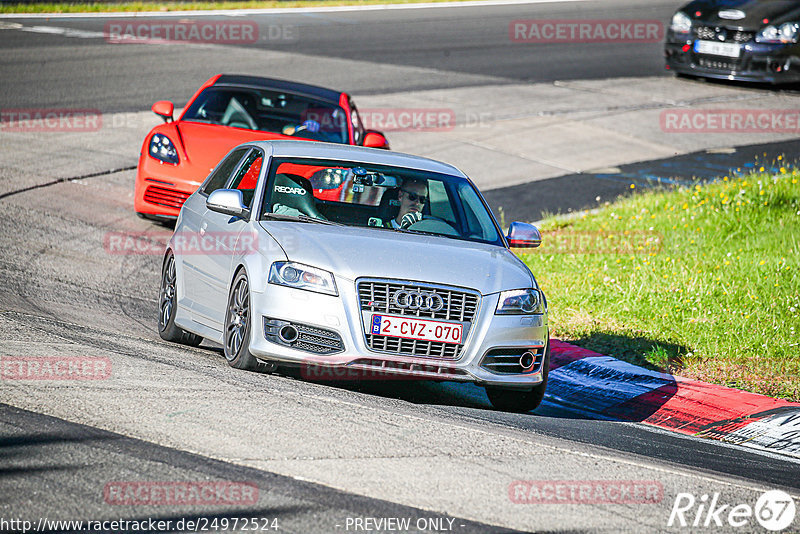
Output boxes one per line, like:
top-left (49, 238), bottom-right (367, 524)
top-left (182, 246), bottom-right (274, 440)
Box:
top-left (401, 189), bottom-right (427, 203)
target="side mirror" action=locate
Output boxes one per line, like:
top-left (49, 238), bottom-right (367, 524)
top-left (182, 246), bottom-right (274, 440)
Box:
top-left (506, 222), bottom-right (541, 248)
top-left (363, 131), bottom-right (390, 149)
top-left (152, 100), bottom-right (174, 123)
top-left (207, 189), bottom-right (249, 219)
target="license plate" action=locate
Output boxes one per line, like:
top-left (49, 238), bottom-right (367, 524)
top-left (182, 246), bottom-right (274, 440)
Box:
top-left (370, 314), bottom-right (463, 345)
top-left (694, 40), bottom-right (740, 58)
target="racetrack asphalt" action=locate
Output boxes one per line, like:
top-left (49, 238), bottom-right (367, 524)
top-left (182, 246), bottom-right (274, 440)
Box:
top-left (1, 1), bottom-right (800, 532)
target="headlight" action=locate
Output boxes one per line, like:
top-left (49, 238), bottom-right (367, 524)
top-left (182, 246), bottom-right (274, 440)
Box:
top-left (268, 262), bottom-right (337, 296)
top-left (670, 11), bottom-right (692, 34)
top-left (756, 22), bottom-right (799, 43)
top-left (149, 134), bottom-right (179, 164)
top-left (496, 289), bottom-right (543, 315)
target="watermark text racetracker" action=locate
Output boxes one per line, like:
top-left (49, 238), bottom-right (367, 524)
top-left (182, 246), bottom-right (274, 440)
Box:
top-left (510, 19), bottom-right (664, 43)
top-left (1, 356), bottom-right (111, 381)
top-left (104, 20), bottom-right (297, 44)
top-left (0, 109), bottom-right (102, 132)
top-left (303, 107), bottom-right (459, 132)
top-left (537, 230), bottom-right (662, 254)
top-left (104, 481), bottom-right (258, 506)
top-left (103, 230), bottom-right (294, 256)
top-left (661, 109), bottom-right (800, 134)
top-left (509, 480), bottom-right (664, 504)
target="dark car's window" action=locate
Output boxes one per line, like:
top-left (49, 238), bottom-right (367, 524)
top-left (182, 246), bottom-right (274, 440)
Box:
top-left (183, 87), bottom-right (349, 144)
top-left (202, 147), bottom-right (249, 195)
top-left (260, 157), bottom-right (503, 246)
top-left (228, 150), bottom-right (263, 208)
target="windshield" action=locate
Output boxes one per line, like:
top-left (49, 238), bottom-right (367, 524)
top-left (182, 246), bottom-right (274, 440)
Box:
top-left (182, 87), bottom-right (349, 144)
top-left (260, 157), bottom-right (503, 246)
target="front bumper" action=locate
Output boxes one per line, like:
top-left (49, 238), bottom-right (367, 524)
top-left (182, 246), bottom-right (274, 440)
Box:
top-left (246, 280), bottom-right (549, 388)
top-left (134, 155), bottom-right (204, 218)
top-left (665, 35), bottom-right (800, 84)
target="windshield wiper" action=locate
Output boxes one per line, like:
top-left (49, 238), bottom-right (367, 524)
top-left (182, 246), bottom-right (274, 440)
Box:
top-left (262, 213), bottom-right (342, 226)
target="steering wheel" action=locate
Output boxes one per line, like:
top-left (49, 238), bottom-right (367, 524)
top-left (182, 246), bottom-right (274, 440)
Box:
top-left (407, 216), bottom-right (459, 236)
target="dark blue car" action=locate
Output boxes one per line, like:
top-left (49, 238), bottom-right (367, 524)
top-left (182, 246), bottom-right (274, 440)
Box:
top-left (665, 0), bottom-right (800, 83)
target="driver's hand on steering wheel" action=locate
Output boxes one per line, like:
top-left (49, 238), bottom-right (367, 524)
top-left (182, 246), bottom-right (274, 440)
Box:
top-left (400, 211), bottom-right (422, 229)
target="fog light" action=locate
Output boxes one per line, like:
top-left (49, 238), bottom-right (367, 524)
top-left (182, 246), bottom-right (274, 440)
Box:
top-left (520, 351), bottom-right (535, 370)
top-left (279, 325), bottom-right (299, 344)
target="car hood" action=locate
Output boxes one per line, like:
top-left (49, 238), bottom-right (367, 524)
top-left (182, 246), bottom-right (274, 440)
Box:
top-left (683, 0), bottom-right (800, 29)
top-left (174, 121), bottom-right (301, 177)
top-left (258, 222), bottom-right (534, 294)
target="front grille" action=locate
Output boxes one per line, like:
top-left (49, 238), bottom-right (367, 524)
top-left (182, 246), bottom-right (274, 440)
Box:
top-left (695, 26), bottom-right (753, 43)
top-left (263, 318), bottom-right (344, 355)
top-left (143, 185), bottom-right (191, 209)
top-left (357, 280), bottom-right (479, 322)
top-left (357, 279), bottom-right (480, 360)
top-left (348, 358), bottom-right (471, 380)
top-left (481, 347), bottom-right (545, 375)
top-left (697, 57), bottom-right (740, 71)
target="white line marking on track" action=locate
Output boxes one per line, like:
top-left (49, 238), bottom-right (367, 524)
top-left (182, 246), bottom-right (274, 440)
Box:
top-left (0, 0), bottom-right (591, 19)
top-left (19, 25), bottom-right (105, 38)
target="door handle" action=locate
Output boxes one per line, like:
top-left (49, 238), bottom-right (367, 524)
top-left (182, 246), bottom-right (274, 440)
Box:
top-left (200, 222), bottom-right (207, 236)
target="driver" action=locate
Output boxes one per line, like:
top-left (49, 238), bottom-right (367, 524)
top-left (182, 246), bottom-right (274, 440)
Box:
top-left (387, 178), bottom-right (428, 229)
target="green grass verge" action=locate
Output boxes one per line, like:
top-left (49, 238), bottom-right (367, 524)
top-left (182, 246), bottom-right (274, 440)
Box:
top-left (0, 0), bottom-right (468, 14)
top-left (517, 158), bottom-right (800, 402)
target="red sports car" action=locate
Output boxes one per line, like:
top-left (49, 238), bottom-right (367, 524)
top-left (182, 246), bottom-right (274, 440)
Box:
top-left (135, 74), bottom-right (389, 221)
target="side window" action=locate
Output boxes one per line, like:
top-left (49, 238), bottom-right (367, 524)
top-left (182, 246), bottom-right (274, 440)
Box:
top-left (428, 181), bottom-right (455, 224)
top-left (228, 150), bottom-right (263, 208)
top-left (458, 183), bottom-right (499, 241)
top-left (201, 147), bottom-right (249, 195)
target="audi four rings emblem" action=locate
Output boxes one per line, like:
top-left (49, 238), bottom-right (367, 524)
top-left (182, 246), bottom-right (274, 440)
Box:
top-left (392, 290), bottom-right (445, 312)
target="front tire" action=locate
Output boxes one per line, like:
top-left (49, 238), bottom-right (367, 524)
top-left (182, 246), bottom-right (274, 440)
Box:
top-left (485, 343), bottom-right (550, 413)
top-left (158, 252), bottom-right (203, 346)
top-left (224, 271), bottom-right (260, 371)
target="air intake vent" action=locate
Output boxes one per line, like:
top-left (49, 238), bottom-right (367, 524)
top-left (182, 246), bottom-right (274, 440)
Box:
top-left (264, 318), bottom-right (344, 355)
top-left (143, 185), bottom-right (190, 209)
top-left (481, 347), bottom-right (544, 375)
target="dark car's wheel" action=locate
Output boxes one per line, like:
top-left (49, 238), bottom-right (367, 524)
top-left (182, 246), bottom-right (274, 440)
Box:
top-left (485, 343), bottom-right (550, 413)
top-left (224, 270), bottom-right (261, 371)
top-left (159, 252), bottom-right (203, 346)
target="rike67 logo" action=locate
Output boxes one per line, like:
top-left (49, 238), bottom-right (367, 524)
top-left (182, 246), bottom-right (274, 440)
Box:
top-left (668, 490), bottom-right (796, 531)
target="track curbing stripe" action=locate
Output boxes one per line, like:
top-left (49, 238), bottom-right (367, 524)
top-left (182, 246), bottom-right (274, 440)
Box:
top-left (546, 339), bottom-right (800, 458)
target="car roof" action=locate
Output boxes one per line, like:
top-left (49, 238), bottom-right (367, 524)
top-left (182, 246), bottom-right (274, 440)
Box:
top-left (214, 75), bottom-right (344, 105)
top-left (248, 140), bottom-right (468, 179)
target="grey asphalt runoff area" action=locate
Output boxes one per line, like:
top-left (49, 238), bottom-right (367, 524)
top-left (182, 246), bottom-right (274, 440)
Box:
top-left (1, 0), bottom-right (800, 532)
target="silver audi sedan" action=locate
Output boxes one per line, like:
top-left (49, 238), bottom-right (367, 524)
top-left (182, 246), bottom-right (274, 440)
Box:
top-left (158, 140), bottom-right (549, 412)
